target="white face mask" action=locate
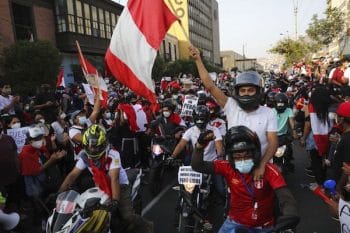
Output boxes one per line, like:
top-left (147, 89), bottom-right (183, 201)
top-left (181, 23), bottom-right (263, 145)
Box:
top-left (39, 119), bottom-right (45, 124)
top-left (163, 111), bottom-right (171, 118)
top-left (234, 159), bottom-right (254, 174)
top-left (11, 123), bottom-right (21, 129)
top-left (78, 116), bottom-right (87, 125)
top-left (31, 140), bottom-right (43, 149)
top-left (105, 112), bottom-right (111, 119)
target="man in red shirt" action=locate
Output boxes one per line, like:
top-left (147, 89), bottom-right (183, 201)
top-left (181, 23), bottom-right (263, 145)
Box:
top-left (191, 126), bottom-right (299, 232)
top-left (331, 59), bottom-right (349, 87)
top-left (19, 126), bottom-right (65, 197)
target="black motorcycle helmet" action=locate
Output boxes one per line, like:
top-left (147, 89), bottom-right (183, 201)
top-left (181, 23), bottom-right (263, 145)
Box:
top-left (233, 71), bottom-right (262, 111)
top-left (225, 126), bottom-right (261, 169)
top-left (161, 99), bottom-right (175, 112)
top-left (193, 105), bottom-right (210, 130)
top-left (274, 93), bottom-right (288, 113)
top-left (266, 91), bottom-right (277, 108)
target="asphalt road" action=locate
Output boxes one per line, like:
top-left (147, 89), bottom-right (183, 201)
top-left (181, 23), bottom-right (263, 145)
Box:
top-left (140, 142), bottom-right (340, 233)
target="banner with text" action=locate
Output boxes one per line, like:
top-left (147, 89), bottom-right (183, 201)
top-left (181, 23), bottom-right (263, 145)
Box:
top-left (180, 95), bottom-right (198, 117)
top-left (7, 127), bottom-right (29, 154)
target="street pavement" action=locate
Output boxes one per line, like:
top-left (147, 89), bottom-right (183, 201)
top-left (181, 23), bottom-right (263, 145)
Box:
top-left (140, 142), bottom-right (340, 233)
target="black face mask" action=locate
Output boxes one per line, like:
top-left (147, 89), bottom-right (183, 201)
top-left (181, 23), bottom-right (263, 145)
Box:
top-left (235, 94), bottom-right (260, 111)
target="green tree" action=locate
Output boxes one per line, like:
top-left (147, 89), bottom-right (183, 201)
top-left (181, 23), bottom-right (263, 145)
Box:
top-left (269, 38), bottom-right (315, 67)
top-left (152, 55), bottom-right (166, 81)
top-left (306, 7), bottom-right (345, 47)
top-left (1, 40), bottom-right (61, 94)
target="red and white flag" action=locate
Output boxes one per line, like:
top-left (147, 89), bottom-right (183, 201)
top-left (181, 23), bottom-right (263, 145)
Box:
top-left (77, 45), bottom-right (108, 107)
top-left (309, 104), bottom-right (332, 156)
top-left (105, 0), bottom-right (177, 109)
top-left (56, 68), bottom-right (65, 88)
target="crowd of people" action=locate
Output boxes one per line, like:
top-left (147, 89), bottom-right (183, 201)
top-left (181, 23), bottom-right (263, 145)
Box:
top-left (0, 46), bottom-right (349, 232)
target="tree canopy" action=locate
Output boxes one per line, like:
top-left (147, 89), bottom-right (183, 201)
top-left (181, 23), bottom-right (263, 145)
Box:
top-left (306, 7), bottom-right (345, 47)
top-left (1, 40), bottom-right (61, 95)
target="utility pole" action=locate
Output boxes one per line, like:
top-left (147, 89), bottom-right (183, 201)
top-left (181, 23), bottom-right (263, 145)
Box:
top-left (242, 43), bottom-right (246, 71)
top-left (293, 0), bottom-right (298, 40)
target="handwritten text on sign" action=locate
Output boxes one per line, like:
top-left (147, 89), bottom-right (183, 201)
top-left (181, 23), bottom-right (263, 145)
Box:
top-left (181, 95), bottom-right (198, 117)
top-left (7, 127), bottom-right (29, 154)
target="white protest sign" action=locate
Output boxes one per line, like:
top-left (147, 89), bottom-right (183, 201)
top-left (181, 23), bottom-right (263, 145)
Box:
top-left (82, 83), bottom-right (95, 105)
top-left (181, 95), bottom-right (198, 117)
top-left (7, 127), bottom-right (29, 153)
top-left (209, 72), bottom-right (217, 81)
top-left (339, 198), bottom-right (350, 233)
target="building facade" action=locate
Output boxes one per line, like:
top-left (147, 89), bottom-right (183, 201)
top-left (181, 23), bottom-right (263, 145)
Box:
top-left (159, 34), bottom-right (179, 62)
top-left (220, 50), bottom-right (263, 72)
top-left (326, 0), bottom-right (350, 56)
top-left (166, 0), bottom-right (220, 66)
top-left (0, 0), bottom-right (123, 84)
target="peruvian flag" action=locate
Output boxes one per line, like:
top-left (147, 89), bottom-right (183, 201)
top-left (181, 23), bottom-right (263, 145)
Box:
top-left (77, 43), bottom-right (108, 107)
top-left (56, 68), bottom-right (65, 87)
top-left (309, 104), bottom-right (332, 156)
top-left (105, 0), bottom-right (177, 109)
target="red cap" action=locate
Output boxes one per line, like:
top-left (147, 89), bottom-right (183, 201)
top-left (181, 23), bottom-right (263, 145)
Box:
top-left (337, 101), bottom-right (350, 118)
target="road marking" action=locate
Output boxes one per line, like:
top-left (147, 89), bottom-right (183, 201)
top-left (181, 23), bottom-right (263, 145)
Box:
top-left (141, 179), bottom-right (176, 217)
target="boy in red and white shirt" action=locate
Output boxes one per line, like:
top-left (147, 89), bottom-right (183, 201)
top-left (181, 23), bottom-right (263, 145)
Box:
top-left (191, 126), bottom-right (299, 232)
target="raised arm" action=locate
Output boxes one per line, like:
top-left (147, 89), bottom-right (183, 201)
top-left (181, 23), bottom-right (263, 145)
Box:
top-left (189, 46), bottom-right (228, 108)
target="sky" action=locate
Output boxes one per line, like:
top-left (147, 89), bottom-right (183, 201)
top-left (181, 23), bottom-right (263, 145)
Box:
top-left (113, 0), bottom-right (327, 58)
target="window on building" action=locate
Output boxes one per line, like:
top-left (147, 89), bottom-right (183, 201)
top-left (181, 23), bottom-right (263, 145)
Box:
top-left (55, 1), bottom-right (67, 32)
top-left (111, 13), bottom-right (116, 28)
top-left (162, 40), bottom-right (166, 60)
top-left (12, 3), bottom-right (34, 41)
top-left (92, 6), bottom-right (99, 37)
top-left (174, 44), bottom-right (177, 60)
top-left (75, 0), bottom-right (84, 34)
top-left (105, 11), bottom-right (111, 39)
top-left (84, 3), bottom-right (91, 35)
top-left (98, 8), bottom-right (105, 38)
top-left (67, 0), bottom-right (76, 32)
top-left (168, 42), bottom-right (172, 61)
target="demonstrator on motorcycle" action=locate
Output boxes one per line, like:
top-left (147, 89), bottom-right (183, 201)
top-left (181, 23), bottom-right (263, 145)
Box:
top-left (191, 126), bottom-right (299, 233)
top-left (59, 124), bottom-right (153, 233)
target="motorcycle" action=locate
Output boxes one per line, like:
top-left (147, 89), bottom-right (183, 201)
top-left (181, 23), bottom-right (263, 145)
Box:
top-left (274, 136), bottom-right (294, 174)
top-left (46, 187), bottom-right (112, 233)
top-left (148, 136), bottom-right (178, 196)
top-left (173, 166), bottom-right (213, 233)
top-left (125, 168), bottom-right (142, 215)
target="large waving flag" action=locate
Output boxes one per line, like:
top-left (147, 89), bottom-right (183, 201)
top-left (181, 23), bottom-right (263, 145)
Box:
top-left (77, 42), bottom-right (108, 107)
top-left (105, 0), bottom-right (177, 109)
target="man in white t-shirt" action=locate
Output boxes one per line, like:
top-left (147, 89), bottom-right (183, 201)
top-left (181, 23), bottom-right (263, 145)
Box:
top-left (189, 46), bottom-right (278, 181)
top-left (0, 83), bottom-right (20, 116)
top-left (171, 105), bottom-right (223, 162)
top-left (59, 125), bottom-right (153, 233)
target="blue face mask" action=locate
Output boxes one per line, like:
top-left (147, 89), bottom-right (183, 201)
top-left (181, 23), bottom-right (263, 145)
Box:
top-left (235, 159), bottom-right (254, 174)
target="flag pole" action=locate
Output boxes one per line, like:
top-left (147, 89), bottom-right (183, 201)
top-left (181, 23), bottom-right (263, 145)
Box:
top-left (166, 0), bottom-right (191, 45)
top-left (75, 40), bottom-right (97, 96)
top-left (75, 40), bottom-right (89, 74)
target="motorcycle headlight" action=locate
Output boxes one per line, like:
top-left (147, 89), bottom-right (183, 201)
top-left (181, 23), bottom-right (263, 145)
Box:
top-left (184, 183), bottom-right (196, 194)
top-left (275, 145), bottom-right (286, 158)
top-left (152, 144), bottom-right (163, 156)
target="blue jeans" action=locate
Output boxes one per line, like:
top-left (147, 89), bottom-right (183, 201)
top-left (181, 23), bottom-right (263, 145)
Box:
top-left (218, 218), bottom-right (273, 233)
